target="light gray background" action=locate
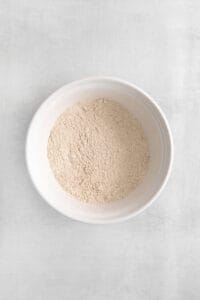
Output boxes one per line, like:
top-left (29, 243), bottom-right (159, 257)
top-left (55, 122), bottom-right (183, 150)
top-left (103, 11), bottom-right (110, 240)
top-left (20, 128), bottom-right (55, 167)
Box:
top-left (0, 0), bottom-right (200, 299)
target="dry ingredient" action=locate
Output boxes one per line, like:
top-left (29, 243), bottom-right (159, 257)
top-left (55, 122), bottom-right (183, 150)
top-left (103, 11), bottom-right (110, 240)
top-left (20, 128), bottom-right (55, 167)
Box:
top-left (47, 99), bottom-right (149, 203)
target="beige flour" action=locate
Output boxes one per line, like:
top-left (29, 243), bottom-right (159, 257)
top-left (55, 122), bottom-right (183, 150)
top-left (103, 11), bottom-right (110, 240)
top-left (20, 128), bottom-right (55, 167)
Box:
top-left (47, 99), bottom-right (149, 203)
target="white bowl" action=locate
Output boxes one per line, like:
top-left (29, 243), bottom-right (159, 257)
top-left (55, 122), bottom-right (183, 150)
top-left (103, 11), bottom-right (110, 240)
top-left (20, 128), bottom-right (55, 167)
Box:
top-left (26, 77), bottom-right (173, 224)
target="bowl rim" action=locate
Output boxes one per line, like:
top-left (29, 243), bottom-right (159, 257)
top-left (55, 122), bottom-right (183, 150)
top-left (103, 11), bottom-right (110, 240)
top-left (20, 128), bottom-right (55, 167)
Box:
top-left (25, 76), bottom-right (174, 224)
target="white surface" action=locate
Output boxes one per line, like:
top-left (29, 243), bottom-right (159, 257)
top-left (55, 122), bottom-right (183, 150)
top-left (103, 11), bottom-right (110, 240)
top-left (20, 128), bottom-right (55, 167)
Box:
top-left (0, 0), bottom-right (200, 299)
top-left (26, 77), bottom-right (173, 223)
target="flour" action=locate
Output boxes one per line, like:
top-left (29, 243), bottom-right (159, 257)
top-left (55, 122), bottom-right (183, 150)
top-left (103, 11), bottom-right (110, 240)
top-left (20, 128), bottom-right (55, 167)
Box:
top-left (47, 99), bottom-right (149, 203)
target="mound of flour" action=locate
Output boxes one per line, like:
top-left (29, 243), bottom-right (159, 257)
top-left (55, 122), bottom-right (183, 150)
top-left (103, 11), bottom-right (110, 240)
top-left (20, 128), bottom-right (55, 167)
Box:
top-left (47, 99), bottom-right (149, 203)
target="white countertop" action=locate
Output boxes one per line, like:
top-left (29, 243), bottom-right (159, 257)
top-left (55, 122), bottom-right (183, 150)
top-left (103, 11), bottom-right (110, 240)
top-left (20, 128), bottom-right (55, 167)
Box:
top-left (0, 1), bottom-right (200, 299)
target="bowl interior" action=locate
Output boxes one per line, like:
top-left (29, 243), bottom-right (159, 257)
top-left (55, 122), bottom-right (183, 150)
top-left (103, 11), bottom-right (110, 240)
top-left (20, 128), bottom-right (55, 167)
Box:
top-left (26, 78), bottom-right (172, 223)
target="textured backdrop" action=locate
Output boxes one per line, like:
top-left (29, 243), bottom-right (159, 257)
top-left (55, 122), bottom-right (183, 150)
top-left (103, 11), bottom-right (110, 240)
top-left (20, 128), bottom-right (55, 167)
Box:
top-left (0, 0), bottom-right (200, 299)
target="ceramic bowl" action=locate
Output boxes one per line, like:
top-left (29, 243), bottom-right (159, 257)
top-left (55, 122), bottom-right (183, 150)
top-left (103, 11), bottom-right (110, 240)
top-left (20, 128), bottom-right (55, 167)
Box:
top-left (26, 77), bottom-right (173, 223)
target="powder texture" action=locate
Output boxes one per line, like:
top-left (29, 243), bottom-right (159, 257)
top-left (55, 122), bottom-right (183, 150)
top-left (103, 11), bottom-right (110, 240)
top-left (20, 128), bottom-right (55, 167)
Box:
top-left (47, 99), bottom-right (149, 203)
